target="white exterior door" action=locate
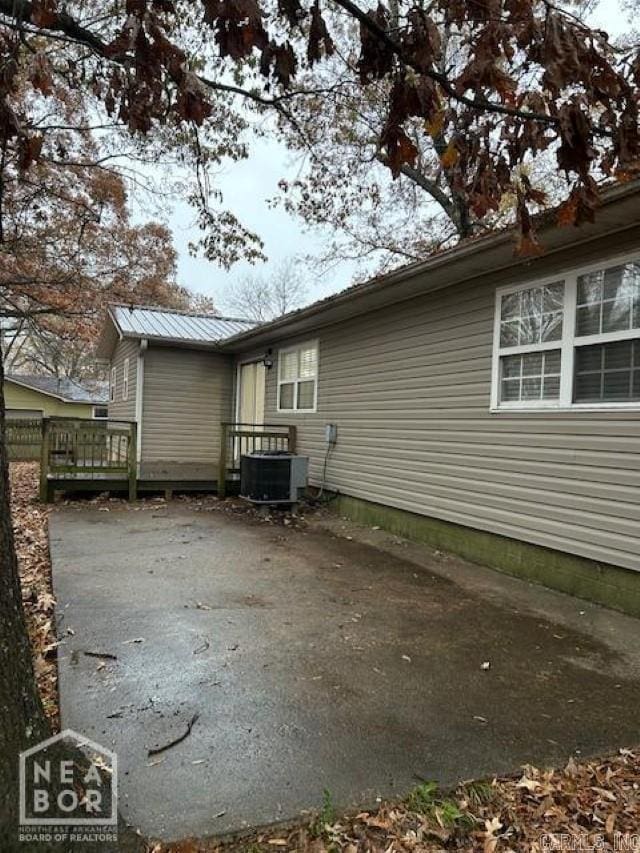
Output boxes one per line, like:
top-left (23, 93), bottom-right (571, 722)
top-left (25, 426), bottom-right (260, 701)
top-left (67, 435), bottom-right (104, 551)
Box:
top-left (238, 361), bottom-right (266, 426)
top-left (235, 362), bottom-right (267, 464)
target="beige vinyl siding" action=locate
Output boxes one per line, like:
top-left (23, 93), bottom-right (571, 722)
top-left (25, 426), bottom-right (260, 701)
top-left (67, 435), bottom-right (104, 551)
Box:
top-left (239, 250), bottom-right (640, 574)
top-left (108, 338), bottom-right (137, 421)
top-left (141, 346), bottom-right (233, 465)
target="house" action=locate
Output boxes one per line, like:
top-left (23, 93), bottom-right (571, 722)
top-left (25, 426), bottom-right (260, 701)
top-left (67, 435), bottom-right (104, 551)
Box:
top-left (96, 309), bottom-right (257, 481)
top-left (4, 374), bottom-right (109, 420)
top-left (96, 179), bottom-right (640, 616)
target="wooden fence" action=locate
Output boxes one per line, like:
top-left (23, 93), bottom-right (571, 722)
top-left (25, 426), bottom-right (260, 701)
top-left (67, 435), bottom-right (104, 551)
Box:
top-left (6, 418), bottom-right (43, 460)
top-left (218, 422), bottom-right (296, 499)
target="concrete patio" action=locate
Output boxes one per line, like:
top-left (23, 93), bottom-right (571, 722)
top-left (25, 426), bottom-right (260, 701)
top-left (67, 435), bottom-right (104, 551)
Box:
top-left (49, 502), bottom-right (640, 842)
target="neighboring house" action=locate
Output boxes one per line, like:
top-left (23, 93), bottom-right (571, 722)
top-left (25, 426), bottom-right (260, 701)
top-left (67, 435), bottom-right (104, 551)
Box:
top-left (97, 179), bottom-right (640, 615)
top-left (4, 374), bottom-right (109, 420)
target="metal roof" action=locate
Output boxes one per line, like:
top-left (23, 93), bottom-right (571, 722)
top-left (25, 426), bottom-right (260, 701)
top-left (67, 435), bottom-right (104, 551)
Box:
top-left (6, 374), bottom-right (109, 404)
top-left (110, 305), bottom-right (256, 345)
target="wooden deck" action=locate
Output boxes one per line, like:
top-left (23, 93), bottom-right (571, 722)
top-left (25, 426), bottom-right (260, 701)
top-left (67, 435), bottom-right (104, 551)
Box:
top-left (39, 418), bottom-right (295, 502)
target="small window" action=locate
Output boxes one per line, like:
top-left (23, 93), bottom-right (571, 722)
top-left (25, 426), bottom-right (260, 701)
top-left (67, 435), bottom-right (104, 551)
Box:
top-left (93, 405), bottom-right (108, 419)
top-left (122, 358), bottom-right (129, 402)
top-left (277, 341), bottom-right (318, 412)
top-left (110, 367), bottom-right (116, 402)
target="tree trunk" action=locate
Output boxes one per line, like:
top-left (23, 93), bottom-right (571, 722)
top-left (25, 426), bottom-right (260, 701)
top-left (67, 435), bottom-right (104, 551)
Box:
top-left (0, 337), bottom-right (51, 848)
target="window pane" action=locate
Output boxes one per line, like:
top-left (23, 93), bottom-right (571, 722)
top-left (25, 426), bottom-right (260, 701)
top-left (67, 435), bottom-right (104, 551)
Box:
top-left (501, 292), bottom-right (521, 320)
top-left (576, 345), bottom-right (602, 372)
top-left (605, 340), bottom-right (632, 370)
top-left (543, 283), bottom-right (564, 311)
top-left (603, 371), bottom-right (632, 400)
top-left (279, 382), bottom-right (294, 409)
top-left (520, 287), bottom-right (542, 317)
top-left (522, 352), bottom-right (542, 375)
top-left (575, 371), bottom-right (602, 401)
top-left (500, 321), bottom-right (519, 347)
top-left (501, 354), bottom-right (521, 378)
top-left (541, 349), bottom-right (561, 400)
top-left (602, 299), bottom-right (631, 333)
top-left (299, 346), bottom-right (317, 379)
top-left (280, 351), bottom-right (298, 381)
top-left (543, 376), bottom-right (560, 398)
top-left (544, 349), bottom-right (561, 373)
top-left (522, 377), bottom-right (542, 399)
top-left (603, 264), bottom-right (637, 300)
top-left (297, 380), bottom-right (315, 409)
top-left (541, 311), bottom-right (563, 341)
top-left (501, 379), bottom-right (521, 401)
top-left (577, 272), bottom-right (602, 304)
top-left (576, 304), bottom-right (601, 336)
top-left (518, 313), bottom-right (541, 346)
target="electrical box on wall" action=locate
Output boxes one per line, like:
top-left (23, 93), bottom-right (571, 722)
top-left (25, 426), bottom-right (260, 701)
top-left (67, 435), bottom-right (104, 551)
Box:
top-left (325, 423), bottom-right (338, 446)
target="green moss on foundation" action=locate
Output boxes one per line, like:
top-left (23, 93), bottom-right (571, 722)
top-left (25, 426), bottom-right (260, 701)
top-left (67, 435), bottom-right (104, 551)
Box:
top-left (332, 494), bottom-right (640, 619)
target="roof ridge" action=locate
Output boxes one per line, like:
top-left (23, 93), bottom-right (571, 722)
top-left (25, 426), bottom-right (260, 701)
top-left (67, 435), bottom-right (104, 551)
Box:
top-left (5, 373), bottom-right (108, 403)
top-left (109, 302), bottom-right (256, 325)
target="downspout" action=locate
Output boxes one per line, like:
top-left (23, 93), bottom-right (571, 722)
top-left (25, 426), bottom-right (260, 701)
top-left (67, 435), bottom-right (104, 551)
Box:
top-left (135, 339), bottom-right (147, 473)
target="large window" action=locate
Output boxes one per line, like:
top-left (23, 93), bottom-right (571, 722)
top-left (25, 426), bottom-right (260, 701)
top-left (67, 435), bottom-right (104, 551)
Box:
top-left (122, 358), bottom-right (129, 402)
top-left (277, 341), bottom-right (318, 412)
top-left (492, 256), bottom-right (640, 409)
top-left (110, 367), bottom-right (116, 402)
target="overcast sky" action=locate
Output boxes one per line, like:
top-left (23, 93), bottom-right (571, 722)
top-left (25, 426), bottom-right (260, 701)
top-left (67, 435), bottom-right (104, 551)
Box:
top-left (162, 139), bottom-right (361, 311)
top-left (144, 0), bottom-right (625, 314)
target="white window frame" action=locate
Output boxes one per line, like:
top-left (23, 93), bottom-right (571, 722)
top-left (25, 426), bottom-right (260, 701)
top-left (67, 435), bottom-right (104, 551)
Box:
top-left (92, 405), bottom-right (108, 420)
top-left (277, 340), bottom-right (318, 413)
top-left (122, 358), bottom-right (129, 402)
top-left (491, 249), bottom-right (640, 412)
top-left (110, 366), bottom-right (116, 402)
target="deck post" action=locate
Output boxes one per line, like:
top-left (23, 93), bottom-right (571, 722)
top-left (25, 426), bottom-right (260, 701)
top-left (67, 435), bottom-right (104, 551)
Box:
top-left (39, 418), bottom-right (51, 503)
top-left (218, 423), bottom-right (228, 500)
top-left (128, 421), bottom-right (138, 502)
top-left (288, 425), bottom-right (297, 454)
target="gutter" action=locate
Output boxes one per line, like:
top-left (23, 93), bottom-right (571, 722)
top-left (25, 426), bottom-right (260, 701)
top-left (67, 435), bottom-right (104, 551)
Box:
top-left (217, 177), bottom-right (640, 351)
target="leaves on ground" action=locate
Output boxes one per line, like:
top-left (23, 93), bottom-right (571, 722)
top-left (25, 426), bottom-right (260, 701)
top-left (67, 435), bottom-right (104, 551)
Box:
top-left (10, 461), bottom-right (59, 729)
top-left (147, 750), bottom-right (640, 852)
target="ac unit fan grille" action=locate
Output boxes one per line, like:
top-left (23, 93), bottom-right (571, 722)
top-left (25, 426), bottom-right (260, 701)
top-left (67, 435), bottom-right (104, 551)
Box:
top-left (240, 455), bottom-right (292, 502)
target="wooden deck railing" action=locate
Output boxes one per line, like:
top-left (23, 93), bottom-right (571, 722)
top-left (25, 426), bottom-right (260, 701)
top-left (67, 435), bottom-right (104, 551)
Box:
top-left (39, 417), bottom-right (137, 502)
top-left (6, 418), bottom-right (43, 460)
top-left (218, 422), bottom-right (296, 499)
